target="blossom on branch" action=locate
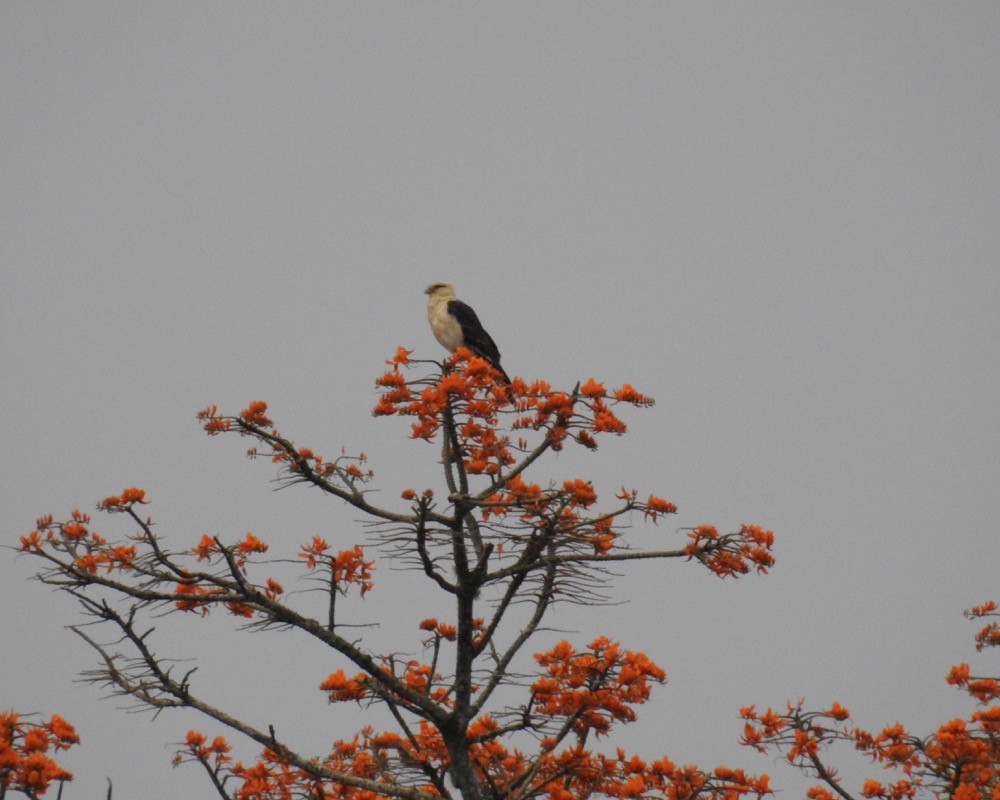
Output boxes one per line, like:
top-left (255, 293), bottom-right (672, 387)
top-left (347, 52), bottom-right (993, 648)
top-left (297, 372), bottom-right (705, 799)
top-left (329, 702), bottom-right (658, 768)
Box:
top-left (0, 712), bottom-right (77, 797)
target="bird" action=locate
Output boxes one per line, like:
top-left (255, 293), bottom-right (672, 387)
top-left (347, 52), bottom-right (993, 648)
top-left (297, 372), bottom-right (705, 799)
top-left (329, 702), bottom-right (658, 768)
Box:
top-left (425, 282), bottom-right (511, 383)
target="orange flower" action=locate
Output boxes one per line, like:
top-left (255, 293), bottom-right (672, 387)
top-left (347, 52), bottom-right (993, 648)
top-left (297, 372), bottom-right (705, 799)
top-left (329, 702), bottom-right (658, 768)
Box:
top-left (387, 346), bottom-right (413, 367)
top-left (185, 730), bottom-right (207, 748)
top-left (646, 495), bottom-right (677, 514)
top-left (202, 417), bottom-right (231, 433)
top-left (19, 530), bottom-right (45, 552)
top-left (193, 534), bottom-right (217, 561)
top-left (375, 370), bottom-right (407, 387)
top-left (562, 479), bottom-right (597, 508)
top-left (299, 536), bottom-right (330, 569)
top-left (60, 521), bottom-right (88, 540)
top-left (72, 553), bottom-right (102, 575)
top-left (240, 400), bottom-right (272, 427)
top-left (619, 774), bottom-right (646, 796)
top-left (403, 662), bottom-right (434, 693)
top-left (435, 622), bottom-right (457, 641)
top-left (966, 678), bottom-right (1000, 703)
top-left (468, 715), bottom-right (500, 738)
top-left (173, 582), bottom-right (221, 615)
top-left (580, 378), bottom-right (607, 398)
top-left (440, 372), bottom-right (473, 398)
top-left (320, 670), bottom-right (368, 702)
top-left (785, 729), bottom-right (819, 761)
top-left (108, 544), bottom-right (137, 571)
top-left (332, 546), bottom-right (375, 596)
top-left (612, 384), bottom-right (655, 406)
top-left (209, 736), bottom-right (230, 757)
top-left (975, 622), bottom-right (1000, 652)
top-left (21, 728), bottom-right (49, 753)
top-left (225, 601), bottom-right (254, 617)
top-left (593, 409), bottom-right (627, 434)
top-left (644, 494), bottom-right (678, 523)
top-left (969, 600), bottom-right (998, 616)
top-left (236, 532), bottom-right (268, 556)
top-left (97, 487), bottom-right (147, 510)
top-left (44, 716), bottom-right (78, 747)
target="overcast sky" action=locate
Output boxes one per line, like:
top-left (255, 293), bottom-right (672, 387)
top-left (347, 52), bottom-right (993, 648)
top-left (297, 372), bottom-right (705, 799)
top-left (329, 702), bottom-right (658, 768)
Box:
top-left (3, 4), bottom-right (999, 799)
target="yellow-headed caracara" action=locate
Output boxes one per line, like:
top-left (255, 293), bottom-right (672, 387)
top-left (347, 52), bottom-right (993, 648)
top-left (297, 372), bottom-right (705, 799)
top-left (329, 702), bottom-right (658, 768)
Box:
top-left (425, 282), bottom-right (511, 384)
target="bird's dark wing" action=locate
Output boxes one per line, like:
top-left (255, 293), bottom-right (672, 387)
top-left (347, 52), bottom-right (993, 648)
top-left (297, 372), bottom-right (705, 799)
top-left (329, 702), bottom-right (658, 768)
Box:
top-left (447, 299), bottom-right (502, 365)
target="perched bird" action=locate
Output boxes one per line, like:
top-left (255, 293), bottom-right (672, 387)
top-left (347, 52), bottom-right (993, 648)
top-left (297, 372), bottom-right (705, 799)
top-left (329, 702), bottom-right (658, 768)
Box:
top-left (425, 282), bottom-right (510, 383)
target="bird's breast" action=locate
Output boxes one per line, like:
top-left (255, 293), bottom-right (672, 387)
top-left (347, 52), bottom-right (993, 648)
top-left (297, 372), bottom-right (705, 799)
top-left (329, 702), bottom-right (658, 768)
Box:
top-left (428, 300), bottom-right (464, 352)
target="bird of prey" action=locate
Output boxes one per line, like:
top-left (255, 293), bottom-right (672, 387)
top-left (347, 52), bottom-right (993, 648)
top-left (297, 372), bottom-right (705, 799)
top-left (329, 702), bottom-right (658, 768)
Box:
top-left (425, 282), bottom-right (511, 383)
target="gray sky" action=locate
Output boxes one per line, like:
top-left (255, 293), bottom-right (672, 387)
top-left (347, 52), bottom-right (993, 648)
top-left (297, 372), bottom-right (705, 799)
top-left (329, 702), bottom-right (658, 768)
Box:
top-left (3, 4), bottom-right (999, 798)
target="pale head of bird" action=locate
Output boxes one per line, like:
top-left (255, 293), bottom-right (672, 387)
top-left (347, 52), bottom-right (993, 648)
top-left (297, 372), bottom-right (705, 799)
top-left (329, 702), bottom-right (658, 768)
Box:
top-left (425, 282), bottom-right (455, 299)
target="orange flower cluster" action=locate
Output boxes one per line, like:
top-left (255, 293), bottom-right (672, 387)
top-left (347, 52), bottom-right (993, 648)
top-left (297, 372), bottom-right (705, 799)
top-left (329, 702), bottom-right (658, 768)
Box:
top-left (364, 659), bottom-right (452, 706)
top-left (333, 546), bottom-right (375, 597)
top-left (532, 637), bottom-right (667, 737)
top-left (0, 712), bottom-right (78, 797)
top-left (197, 404), bottom-right (231, 434)
top-left (300, 538), bottom-right (375, 597)
top-left (371, 348), bottom-right (658, 474)
top-left (181, 724), bottom-right (445, 800)
top-left (96, 486), bottom-right (147, 511)
top-left (581, 753), bottom-right (771, 800)
top-left (173, 532), bottom-right (283, 617)
top-left (198, 403), bottom-right (374, 490)
top-left (240, 400), bottom-right (273, 428)
top-left (173, 579), bottom-right (226, 615)
top-left (465, 714), bottom-right (531, 791)
top-left (320, 669), bottom-right (368, 702)
top-left (743, 702), bottom-right (932, 773)
top-left (419, 616), bottom-right (487, 652)
top-left (419, 617), bottom-right (457, 641)
top-left (193, 532), bottom-right (269, 567)
top-left (399, 661), bottom-right (439, 696)
top-left (975, 627), bottom-right (1000, 654)
top-left (741, 603), bottom-right (1000, 799)
top-left (20, 508), bottom-right (92, 551)
top-left (174, 721), bottom-right (772, 800)
top-left (70, 543), bottom-right (137, 575)
top-left (181, 744), bottom-right (305, 800)
top-left (644, 494), bottom-right (679, 522)
top-left (229, 749), bottom-right (302, 800)
top-left (20, 505), bottom-right (138, 575)
top-left (742, 668), bottom-right (1000, 800)
top-left (464, 738), bottom-right (771, 800)
top-left (948, 663), bottom-right (1000, 705)
top-left (18, 491), bottom-right (285, 619)
top-left (684, 524), bottom-right (775, 578)
top-left (172, 729), bottom-right (231, 768)
top-left (968, 601), bottom-right (1000, 653)
top-left (172, 580), bottom-right (280, 619)
top-left (480, 480), bottom-right (682, 558)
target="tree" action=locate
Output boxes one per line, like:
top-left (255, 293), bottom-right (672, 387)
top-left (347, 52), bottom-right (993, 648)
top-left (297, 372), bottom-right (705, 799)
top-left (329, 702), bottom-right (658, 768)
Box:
top-left (14, 347), bottom-right (776, 800)
top-left (740, 601), bottom-right (1000, 800)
